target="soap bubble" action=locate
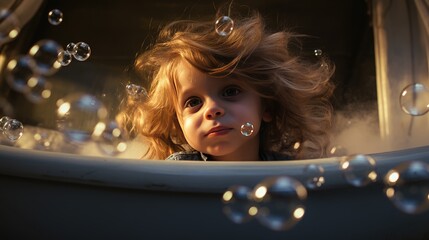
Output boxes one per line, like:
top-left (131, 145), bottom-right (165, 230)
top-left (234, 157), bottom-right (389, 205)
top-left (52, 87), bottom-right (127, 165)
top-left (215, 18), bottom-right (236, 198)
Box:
top-left (240, 122), bottom-right (254, 137)
top-left (48, 9), bottom-right (63, 25)
top-left (93, 120), bottom-right (128, 156)
top-left (0, 9), bottom-right (20, 46)
top-left (25, 76), bottom-right (52, 103)
top-left (251, 176), bottom-right (307, 231)
top-left (73, 42), bottom-right (91, 61)
top-left (222, 185), bottom-right (256, 224)
top-left (384, 161), bottom-right (429, 214)
top-left (28, 39), bottom-right (63, 75)
top-left (66, 42), bottom-right (77, 54)
top-left (5, 55), bottom-right (37, 93)
top-left (340, 154), bottom-right (377, 187)
top-left (215, 16), bottom-right (234, 36)
top-left (126, 83), bottom-right (147, 100)
top-left (400, 83), bottom-right (429, 116)
top-left (57, 50), bottom-right (72, 66)
top-left (303, 164), bottom-right (325, 189)
top-left (56, 93), bottom-right (108, 143)
top-left (1, 117), bottom-right (23, 141)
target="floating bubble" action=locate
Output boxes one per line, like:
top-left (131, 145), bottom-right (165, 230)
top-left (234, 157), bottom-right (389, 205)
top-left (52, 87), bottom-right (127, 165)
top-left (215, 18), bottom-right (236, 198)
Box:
top-left (240, 122), bottom-right (254, 137)
top-left (0, 9), bottom-right (21, 46)
top-left (28, 39), bottom-right (63, 75)
top-left (56, 93), bottom-right (108, 143)
top-left (5, 55), bottom-right (37, 93)
top-left (2, 118), bottom-right (23, 141)
top-left (73, 42), bottom-right (91, 61)
top-left (384, 161), bottom-right (429, 214)
top-left (329, 145), bottom-right (348, 157)
top-left (251, 176), bottom-right (307, 231)
top-left (57, 50), bottom-right (72, 66)
top-left (340, 154), bottom-right (377, 187)
top-left (48, 9), bottom-right (63, 26)
top-left (93, 120), bottom-right (128, 156)
top-left (25, 76), bottom-right (52, 104)
top-left (400, 83), bottom-right (429, 116)
top-left (314, 49), bottom-right (323, 57)
top-left (215, 16), bottom-right (234, 37)
top-left (126, 83), bottom-right (148, 100)
top-left (66, 42), bottom-right (76, 54)
top-left (222, 185), bottom-right (256, 224)
top-left (303, 164), bottom-right (325, 189)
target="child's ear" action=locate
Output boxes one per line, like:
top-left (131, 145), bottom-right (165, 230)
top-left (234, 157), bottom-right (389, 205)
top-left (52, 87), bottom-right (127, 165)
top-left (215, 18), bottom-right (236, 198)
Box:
top-left (262, 110), bottom-right (273, 122)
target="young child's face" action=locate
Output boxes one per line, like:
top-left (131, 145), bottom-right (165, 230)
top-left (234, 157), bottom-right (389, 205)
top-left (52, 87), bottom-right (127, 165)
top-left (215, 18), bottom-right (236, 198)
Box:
top-left (174, 61), bottom-right (271, 161)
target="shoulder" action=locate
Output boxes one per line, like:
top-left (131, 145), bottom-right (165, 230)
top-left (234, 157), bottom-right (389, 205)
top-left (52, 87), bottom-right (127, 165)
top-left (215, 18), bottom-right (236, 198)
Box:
top-left (260, 151), bottom-right (293, 161)
top-left (165, 151), bottom-right (207, 161)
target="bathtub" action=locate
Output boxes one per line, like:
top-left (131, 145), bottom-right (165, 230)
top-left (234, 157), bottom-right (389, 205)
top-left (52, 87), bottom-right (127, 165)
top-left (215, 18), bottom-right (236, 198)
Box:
top-left (1, 137), bottom-right (429, 239)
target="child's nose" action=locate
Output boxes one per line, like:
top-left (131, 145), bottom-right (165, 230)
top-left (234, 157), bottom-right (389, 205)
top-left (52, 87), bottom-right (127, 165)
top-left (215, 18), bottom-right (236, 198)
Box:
top-left (204, 100), bottom-right (224, 120)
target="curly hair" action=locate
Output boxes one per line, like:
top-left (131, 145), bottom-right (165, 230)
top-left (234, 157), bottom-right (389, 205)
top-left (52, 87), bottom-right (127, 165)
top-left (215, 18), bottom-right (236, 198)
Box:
top-left (120, 10), bottom-right (335, 160)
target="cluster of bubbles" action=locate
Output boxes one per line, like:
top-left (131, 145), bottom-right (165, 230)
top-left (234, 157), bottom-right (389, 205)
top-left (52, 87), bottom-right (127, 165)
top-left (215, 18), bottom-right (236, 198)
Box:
top-left (222, 176), bottom-right (307, 231)
top-left (5, 39), bottom-right (63, 103)
top-left (222, 154), bottom-right (429, 231)
top-left (0, 116), bottom-right (23, 142)
top-left (57, 42), bottom-right (91, 66)
top-left (55, 92), bottom-right (129, 156)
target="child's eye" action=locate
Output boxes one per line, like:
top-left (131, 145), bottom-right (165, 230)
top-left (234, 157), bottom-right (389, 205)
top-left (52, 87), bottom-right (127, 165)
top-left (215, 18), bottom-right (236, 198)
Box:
top-left (222, 86), bottom-right (241, 97)
top-left (184, 97), bottom-right (202, 108)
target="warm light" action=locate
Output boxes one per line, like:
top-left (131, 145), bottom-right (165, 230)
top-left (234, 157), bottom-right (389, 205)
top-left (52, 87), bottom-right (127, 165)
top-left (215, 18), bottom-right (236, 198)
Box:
top-left (92, 122), bottom-right (106, 137)
top-left (387, 171), bottom-right (399, 184)
top-left (33, 133), bottom-right (41, 141)
top-left (385, 187), bottom-right (395, 198)
top-left (341, 161), bottom-right (350, 170)
top-left (112, 128), bottom-right (121, 137)
top-left (368, 171), bottom-right (377, 181)
top-left (9, 29), bottom-right (19, 39)
top-left (57, 102), bottom-right (70, 116)
top-left (293, 142), bottom-right (301, 150)
top-left (248, 206), bottom-right (258, 216)
top-left (42, 89), bottom-right (51, 99)
top-left (53, 60), bottom-right (62, 70)
top-left (27, 77), bottom-right (38, 87)
top-left (29, 45), bottom-right (40, 56)
top-left (7, 59), bottom-right (17, 70)
top-left (222, 191), bottom-right (233, 202)
top-left (293, 207), bottom-right (305, 219)
top-left (117, 142), bottom-right (127, 152)
top-left (254, 186), bottom-right (267, 199)
top-left (401, 90), bottom-right (407, 96)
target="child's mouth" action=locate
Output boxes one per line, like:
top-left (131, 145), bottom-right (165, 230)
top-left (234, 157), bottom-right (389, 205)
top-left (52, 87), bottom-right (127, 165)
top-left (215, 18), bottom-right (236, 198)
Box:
top-left (206, 126), bottom-right (232, 137)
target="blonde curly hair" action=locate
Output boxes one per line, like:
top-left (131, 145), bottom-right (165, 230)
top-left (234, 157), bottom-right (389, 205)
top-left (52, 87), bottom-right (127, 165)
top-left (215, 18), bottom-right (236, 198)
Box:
top-left (120, 10), bottom-right (335, 160)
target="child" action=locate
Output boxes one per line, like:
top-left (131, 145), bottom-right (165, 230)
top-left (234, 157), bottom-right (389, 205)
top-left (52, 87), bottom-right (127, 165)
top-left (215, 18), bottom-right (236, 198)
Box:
top-left (120, 8), bottom-right (335, 161)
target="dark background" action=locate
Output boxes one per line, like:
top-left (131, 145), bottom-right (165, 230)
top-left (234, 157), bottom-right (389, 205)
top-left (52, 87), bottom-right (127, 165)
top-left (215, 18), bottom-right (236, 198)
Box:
top-left (0, 0), bottom-right (376, 128)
